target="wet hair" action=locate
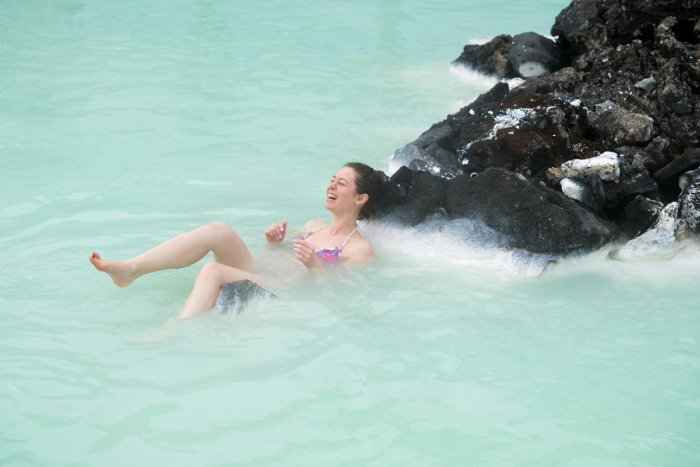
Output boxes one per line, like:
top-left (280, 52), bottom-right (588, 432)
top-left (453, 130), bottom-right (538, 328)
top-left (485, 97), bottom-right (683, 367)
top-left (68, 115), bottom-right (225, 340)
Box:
top-left (344, 162), bottom-right (384, 220)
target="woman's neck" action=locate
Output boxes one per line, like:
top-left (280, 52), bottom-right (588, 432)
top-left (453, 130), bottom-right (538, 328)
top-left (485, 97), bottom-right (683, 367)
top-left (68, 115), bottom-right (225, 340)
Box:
top-left (327, 213), bottom-right (358, 236)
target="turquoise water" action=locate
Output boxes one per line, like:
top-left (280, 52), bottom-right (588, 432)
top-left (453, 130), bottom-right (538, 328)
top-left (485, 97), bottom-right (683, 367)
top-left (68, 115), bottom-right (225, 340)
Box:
top-left (2, 1), bottom-right (700, 465)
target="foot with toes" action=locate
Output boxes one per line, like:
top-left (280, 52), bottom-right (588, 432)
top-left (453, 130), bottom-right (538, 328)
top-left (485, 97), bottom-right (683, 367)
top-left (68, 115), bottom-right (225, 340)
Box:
top-left (89, 252), bottom-right (136, 287)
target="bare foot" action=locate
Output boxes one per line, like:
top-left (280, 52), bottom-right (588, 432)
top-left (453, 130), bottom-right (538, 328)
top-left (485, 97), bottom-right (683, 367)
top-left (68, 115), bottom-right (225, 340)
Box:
top-left (89, 252), bottom-right (136, 287)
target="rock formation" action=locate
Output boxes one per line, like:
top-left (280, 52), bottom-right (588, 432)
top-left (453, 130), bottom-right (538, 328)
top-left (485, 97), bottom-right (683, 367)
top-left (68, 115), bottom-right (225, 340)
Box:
top-left (377, 0), bottom-right (700, 260)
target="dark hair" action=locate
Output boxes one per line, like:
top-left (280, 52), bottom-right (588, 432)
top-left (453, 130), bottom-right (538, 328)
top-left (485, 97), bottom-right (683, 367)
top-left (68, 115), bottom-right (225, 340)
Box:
top-left (345, 162), bottom-right (384, 220)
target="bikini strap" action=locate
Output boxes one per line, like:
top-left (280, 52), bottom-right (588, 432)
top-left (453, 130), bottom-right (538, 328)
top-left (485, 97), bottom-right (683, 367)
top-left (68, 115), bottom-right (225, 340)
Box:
top-left (338, 227), bottom-right (358, 250)
top-left (302, 225), bottom-right (358, 251)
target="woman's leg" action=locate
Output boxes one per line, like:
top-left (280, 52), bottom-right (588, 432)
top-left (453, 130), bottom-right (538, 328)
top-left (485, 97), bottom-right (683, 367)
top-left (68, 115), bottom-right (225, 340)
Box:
top-left (89, 222), bottom-right (253, 287)
top-left (180, 262), bottom-right (263, 319)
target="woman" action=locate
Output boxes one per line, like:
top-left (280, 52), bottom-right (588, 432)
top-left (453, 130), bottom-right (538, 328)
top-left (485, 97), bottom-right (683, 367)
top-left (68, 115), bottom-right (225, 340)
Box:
top-left (89, 162), bottom-right (384, 318)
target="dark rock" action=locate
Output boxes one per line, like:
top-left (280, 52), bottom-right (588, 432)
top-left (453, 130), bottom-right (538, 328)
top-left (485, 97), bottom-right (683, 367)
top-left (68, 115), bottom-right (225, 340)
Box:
top-left (382, 0), bottom-right (700, 257)
top-left (653, 147), bottom-right (700, 186)
top-left (444, 168), bottom-right (617, 253)
top-left (678, 167), bottom-right (700, 233)
top-left (216, 280), bottom-right (275, 314)
top-left (551, 0), bottom-right (600, 55)
top-left (617, 195), bottom-right (664, 238)
top-left (392, 82), bottom-right (511, 178)
top-left (560, 174), bottom-right (605, 212)
top-left (377, 169), bottom-right (446, 225)
top-left (587, 101), bottom-right (655, 145)
top-left (392, 123), bottom-right (462, 177)
top-left (622, 170), bottom-right (660, 199)
top-left (452, 34), bottom-right (514, 78)
top-left (661, 83), bottom-right (694, 115)
top-left (472, 81), bottom-right (511, 107)
top-left (604, 0), bottom-right (700, 46)
top-left (609, 202), bottom-right (680, 261)
top-left (509, 32), bottom-right (566, 78)
top-left (641, 137), bottom-right (674, 172)
top-left (585, 174), bottom-right (606, 211)
top-left (455, 89), bottom-right (591, 182)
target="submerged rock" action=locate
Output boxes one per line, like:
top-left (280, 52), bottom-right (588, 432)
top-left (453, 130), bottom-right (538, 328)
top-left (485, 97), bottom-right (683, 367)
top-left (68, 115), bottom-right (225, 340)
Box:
top-left (215, 280), bottom-right (275, 314)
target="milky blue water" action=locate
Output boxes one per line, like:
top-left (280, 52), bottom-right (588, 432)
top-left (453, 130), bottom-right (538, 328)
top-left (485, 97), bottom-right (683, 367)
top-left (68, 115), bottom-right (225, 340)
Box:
top-left (2, 1), bottom-right (700, 465)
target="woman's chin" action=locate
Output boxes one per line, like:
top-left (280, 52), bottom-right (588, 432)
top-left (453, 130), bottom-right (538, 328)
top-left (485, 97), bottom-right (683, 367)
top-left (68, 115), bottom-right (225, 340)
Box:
top-left (326, 204), bottom-right (347, 216)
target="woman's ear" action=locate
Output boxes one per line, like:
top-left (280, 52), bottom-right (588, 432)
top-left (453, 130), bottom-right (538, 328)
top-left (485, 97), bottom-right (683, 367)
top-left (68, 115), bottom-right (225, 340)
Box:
top-left (355, 193), bottom-right (369, 205)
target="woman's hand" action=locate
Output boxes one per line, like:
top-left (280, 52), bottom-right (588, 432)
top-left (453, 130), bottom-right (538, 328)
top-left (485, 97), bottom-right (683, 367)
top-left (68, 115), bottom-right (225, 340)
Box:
top-left (265, 221), bottom-right (287, 244)
top-left (293, 239), bottom-right (320, 269)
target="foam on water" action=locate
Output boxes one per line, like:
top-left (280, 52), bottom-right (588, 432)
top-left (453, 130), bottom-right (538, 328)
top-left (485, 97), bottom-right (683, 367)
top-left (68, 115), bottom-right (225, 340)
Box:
top-left (362, 218), bottom-right (554, 277)
top-left (448, 62), bottom-right (499, 87)
top-left (364, 216), bottom-right (700, 281)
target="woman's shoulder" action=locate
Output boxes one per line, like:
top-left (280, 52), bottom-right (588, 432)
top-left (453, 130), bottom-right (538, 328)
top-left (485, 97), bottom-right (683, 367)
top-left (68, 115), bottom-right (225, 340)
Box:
top-left (342, 233), bottom-right (373, 261)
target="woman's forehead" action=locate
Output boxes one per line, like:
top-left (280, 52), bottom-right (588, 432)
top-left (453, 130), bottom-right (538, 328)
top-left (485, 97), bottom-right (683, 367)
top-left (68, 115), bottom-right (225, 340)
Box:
top-left (334, 166), bottom-right (356, 181)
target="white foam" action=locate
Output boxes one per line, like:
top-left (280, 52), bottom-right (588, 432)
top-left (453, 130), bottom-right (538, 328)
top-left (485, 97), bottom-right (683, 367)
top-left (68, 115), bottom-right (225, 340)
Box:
top-left (518, 61), bottom-right (548, 78)
top-left (361, 218), bottom-right (553, 277)
top-left (506, 77), bottom-right (525, 90)
top-left (467, 37), bottom-right (494, 45)
top-left (448, 63), bottom-right (499, 87)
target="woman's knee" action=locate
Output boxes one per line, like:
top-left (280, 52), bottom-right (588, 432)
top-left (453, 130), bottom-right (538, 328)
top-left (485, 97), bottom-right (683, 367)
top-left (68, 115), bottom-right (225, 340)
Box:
top-left (197, 261), bottom-right (255, 285)
top-left (198, 262), bottom-right (227, 281)
top-left (202, 221), bottom-right (241, 244)
top-left (204, 221), bottom-right (234, 235)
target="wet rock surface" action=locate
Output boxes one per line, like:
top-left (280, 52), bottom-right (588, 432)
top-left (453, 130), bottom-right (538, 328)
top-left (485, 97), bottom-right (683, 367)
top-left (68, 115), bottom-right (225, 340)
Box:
top-left (379, 0), bottom-right (700, 257)
top-left (679, 167), bottom-right (700, 233)
top-left (216, 280), bottom-right (275, 314)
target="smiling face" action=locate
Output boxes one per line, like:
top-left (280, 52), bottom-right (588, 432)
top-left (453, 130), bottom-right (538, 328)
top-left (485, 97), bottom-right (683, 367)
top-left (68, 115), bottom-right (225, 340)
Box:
top-left (325, 166), bottom-right (368, 216)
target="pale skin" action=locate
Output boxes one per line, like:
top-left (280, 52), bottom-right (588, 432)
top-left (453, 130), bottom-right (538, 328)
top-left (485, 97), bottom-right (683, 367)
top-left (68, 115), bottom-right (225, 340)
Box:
top-left (89, 165), bottom-right (374, 319)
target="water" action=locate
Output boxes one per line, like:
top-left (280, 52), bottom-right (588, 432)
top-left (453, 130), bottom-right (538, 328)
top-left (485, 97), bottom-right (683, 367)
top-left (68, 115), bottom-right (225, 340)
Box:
top-left (2, 1), bottom-right (700, 465)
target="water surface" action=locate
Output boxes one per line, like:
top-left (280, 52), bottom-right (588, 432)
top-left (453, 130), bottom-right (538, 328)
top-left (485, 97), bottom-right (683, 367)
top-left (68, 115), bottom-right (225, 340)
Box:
top-left (2, 1), bottom-right (699, 465)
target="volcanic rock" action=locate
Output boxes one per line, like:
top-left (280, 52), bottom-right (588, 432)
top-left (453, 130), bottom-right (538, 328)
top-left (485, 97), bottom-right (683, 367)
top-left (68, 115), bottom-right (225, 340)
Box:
top-left (678, 167), bottom-right (700, 233)
top-left (383, 0), bottom-right (700, 257)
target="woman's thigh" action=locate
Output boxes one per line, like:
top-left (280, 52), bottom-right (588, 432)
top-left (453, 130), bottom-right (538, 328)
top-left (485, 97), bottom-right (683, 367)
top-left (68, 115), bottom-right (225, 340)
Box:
top-left (202, 261), bottom-right (263, 286)
top-left (204, 222), bottom-right (255, 271)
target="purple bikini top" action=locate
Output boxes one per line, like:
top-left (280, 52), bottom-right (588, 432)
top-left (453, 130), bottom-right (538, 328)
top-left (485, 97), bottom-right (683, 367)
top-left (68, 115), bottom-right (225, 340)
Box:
top-left (298, 226), bottom-right (358, 263)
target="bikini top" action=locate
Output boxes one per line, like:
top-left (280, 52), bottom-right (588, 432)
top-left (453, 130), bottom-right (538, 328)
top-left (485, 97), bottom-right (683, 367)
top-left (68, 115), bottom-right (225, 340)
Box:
top-left (299, 226), bottom-right (358, 263)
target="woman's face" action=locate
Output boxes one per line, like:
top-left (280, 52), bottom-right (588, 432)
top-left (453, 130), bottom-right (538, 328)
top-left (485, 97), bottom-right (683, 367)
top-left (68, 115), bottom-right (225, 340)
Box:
top-left (325, 166), bottom-right (366, 214)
